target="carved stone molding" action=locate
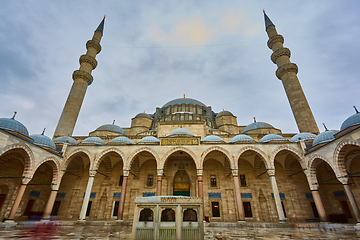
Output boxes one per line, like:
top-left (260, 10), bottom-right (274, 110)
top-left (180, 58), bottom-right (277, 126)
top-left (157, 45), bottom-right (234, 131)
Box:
top-left (79, 54), bottom-right (98, 70)
top-left (72, 70), bottom-right (94, 85)
top-left (271, 47), bottom-right (291, 64)
top-left (86, 40), bottom-right (101, 54)
top-left (267, 34), bottom-right (284, 49)
top-left (276, 63), bottom-right (298, 80)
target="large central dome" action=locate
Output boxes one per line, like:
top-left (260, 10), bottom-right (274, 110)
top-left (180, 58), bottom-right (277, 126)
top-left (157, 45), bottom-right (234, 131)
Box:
top-left (162, 98), bottom-right (206, 108)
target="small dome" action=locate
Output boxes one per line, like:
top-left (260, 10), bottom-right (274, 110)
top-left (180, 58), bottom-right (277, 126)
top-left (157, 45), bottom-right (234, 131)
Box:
top-left (230, 134), bottom-right (255, 143)
top-left (168, 128), bottom-right (194, 137)
top-left (0, 118), bottom-right (29, 137)
top-left (202, 135), bottom-right (224, 142)
top-left (81, 136), bottom-right (106, 145)
top-left (312, 130), bottom-right (338, 147)
top-left (290, 133), bottom-right (317, 143)
top-left (109, 136), bottom-right (134, 145)
top-left (138, 136), bottom-right (160, 143)
top-left (340, 112), bottom-right (360, 131)
top-left (30, 134), bottom-right (56, 150)
top-left (96, 124), bottom-right (126, 135)
top-left (134, 113), bottom-right (152, 119)
top-left (162, 98), bottom-right (206, 108)
top-left (259, 134), bottom-right (287, 143)
top-left (53, 136), bottom-right (78, 145)
top-left (216, 110), bottom-right (234, 118)
top-left (242, 122), bottom-right (274, 134)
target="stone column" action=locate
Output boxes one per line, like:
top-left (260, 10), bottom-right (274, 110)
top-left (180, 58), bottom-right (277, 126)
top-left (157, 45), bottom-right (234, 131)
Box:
top-left (117, 170), bottom-right (129, 220)
top-left (176, 205), bottom-right (182, 240)
top-left (232, 169), bottom-right (245, 221)
top-left (311, 189), bottom-right (328, 222)
top-left (343, 184), bottom-right (360, 222)
top-left (197, 169), bottom-right (203, 198)
top-left (5, 179), bottom-right (30, 222)
top-left (79, 171), bottom-right (96, 220)
top-left (268, 170), bottom-right (286, 222)
top-left (156, 170), bottom-right (163, 196)
top-left (41, 184), bottom-right (59, 221)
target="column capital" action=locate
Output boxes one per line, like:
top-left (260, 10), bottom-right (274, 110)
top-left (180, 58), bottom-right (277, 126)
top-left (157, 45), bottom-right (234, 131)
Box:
top-left (232, 169), bottom-right (238, 177)
top-left (157, 169), bottom-right (164, 176)
top-left (22, 177), bottom-right (32, 185)
top-left (197, 169), bottom-right (203, 176)
top-left (267, 169), bottom-right (276, 177)
top-left (51, 184), bottom-right (59, 191)
top-left (123, 170), bottom-right (129, 177)
top-left (310, 184), bottom-right (319, 191)
top-left (89, 170), bottom-right (97, 177)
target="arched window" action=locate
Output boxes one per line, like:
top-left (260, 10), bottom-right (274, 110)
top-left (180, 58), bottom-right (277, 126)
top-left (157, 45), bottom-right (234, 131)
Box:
top-left (139, 208), bottom-right (153, 221)
top-left (161, 208), bottom-right (175, 221)
top-left (183, 209), bottom-right (197, 222)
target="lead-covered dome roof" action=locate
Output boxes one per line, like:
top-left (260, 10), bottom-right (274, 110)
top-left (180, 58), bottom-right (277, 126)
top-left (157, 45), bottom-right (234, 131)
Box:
top-left (96, 124), bottom-right (126, 135)
top-left (312, 130), bottom-right (338, 147)
top-left (134, 113), bottom-right (152, 119)
top-left (202, 135), bottom-right (224, 142)
top-left (162, 98), bottom-right (206, 108)
top-left (81, 136), bottom-right (106, 145)
top-left (109, 136), bottom-right (133, 145)
top-left (138, 136), bottom-right (160, 143)
top-left (53, 136), bottom-right (78, 145)
top-left (216, 110), bottom-right (234, 118)
top-left (242, 122), bottom-right (274, 134)
top-left (30, 134), bottom-right (56, 150)
top-left (259, 134), bottom-right (287, 143)
top-left (230, 134), bottom-right (255, 143)
top-left (0, 117), bottom-right (29, 137)
top-left (168, 128), bottom-right (194, 137)
top-left (290, 132), bottom-right (317, 143)
top-left (340, 111), bottom-right (360, 131)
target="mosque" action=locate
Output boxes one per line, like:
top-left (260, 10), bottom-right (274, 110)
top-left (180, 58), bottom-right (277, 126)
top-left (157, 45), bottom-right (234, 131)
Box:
top-left (1, 13), bottom-right (360, 225)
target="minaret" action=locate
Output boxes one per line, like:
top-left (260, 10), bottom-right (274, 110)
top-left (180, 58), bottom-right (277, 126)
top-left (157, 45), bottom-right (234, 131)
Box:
top-left (264, 11), bottom-right (319, 134)
top-left (53, 17), bottom-right (105, 138)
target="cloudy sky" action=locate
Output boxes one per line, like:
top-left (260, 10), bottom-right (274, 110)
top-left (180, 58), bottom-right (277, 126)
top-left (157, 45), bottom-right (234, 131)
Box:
top-left (1, 1), bottom-right (359, 137)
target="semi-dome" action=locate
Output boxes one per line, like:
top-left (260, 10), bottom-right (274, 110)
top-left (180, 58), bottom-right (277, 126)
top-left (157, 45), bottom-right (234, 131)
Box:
top-left (242, 122), bottom-right (275, 134)
top-left (30, 134), bottom-right (56, 150)
top-left (202, 135), bottom-right (224, 142)
top-left (259, 134), bottom-right (287, 143)
top-left (134, 113), bottom-right (152, 119)
top-left (109, 136), bottom-right (133, 145)
top-left (138, 136), bottom-right (160, 143)
top-left (290, 132), bottom-right (317, 143)
top-left (340, 112), bottom-right (360, 131)
top-left (81, 136), bottom-right (106, 145)
top-left (53, 136), bottom-right (78, 145)
top-left (312, 130), bottom-right (338, 147)
top-left (168, 128), bottom-right (194, 137)
top-left (216, 110), bottom-right (234, 118)
top-left (230, 134), bottom-right (255, 143)
top-left (162, 98), bottom-right (206, 108)
top-left (0, 117), bottom-right (29, 137)
top-left (96, 124), bottom-right (126, 135)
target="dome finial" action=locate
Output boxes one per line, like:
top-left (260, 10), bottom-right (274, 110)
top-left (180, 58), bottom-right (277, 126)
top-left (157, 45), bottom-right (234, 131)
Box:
top-left (322, 123), bottom-right (328, 131)
top-left (11, 111), bottom-right (17, 120)
top-left (183, 94), bottom-right (185, 98)
top-left (41, 128), bottom-right (46, 135)
top-left (112, 119), bottom-right (115, 125)
top-left (354, 106), bottom-right (359, 114)
top-left (253, 117), bottom-right (256, 123)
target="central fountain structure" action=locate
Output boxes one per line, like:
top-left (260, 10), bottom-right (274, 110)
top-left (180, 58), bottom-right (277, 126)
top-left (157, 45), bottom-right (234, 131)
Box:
top-left (131, 196), bottom-right (204, 240)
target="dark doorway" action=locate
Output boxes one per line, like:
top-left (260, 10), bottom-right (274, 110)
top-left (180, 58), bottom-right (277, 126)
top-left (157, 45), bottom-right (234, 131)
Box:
top-left (0, 194), bottom-right (6, 210)
top-left (51, 201), bottom-right (61, 216)
top-left (310, 202), bottom-right (319, 218)
top-left (113, 201), bottom-right (119, 217)
top-left (86, 201), bottom-right (92, 217)
top-left (212, 202), bottom-right (220, 217)
top-left (173, 170), bottom-right (190, 196)
top-left (23, 200), bottom-right (35, 216)
top-left (243, 202), bottom-right (253, 217)
top-left (340, 200), bottom-right (352, 218)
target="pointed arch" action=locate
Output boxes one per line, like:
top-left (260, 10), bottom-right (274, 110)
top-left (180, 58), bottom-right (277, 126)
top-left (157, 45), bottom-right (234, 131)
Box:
top-left (126, 147), bottom-right (160, 170)
top-left (0, 143), bottom-right (35, 179)
top-left (270, 146), bottom-right (306, 169)
top-left (92, 148), bottom-right (125, 170)
top-left (333, 140), bottom-right (360, 177)
top-left (62, 148), bottom-right (92, 175)
top-left (160, 147), bottom-right (199, 169)
top-left (200, 146), bottom-right (234, 169)
top-left (234, 146), bottom-right (270, 169)
top-left (32, 157), bottom-right (61, 185)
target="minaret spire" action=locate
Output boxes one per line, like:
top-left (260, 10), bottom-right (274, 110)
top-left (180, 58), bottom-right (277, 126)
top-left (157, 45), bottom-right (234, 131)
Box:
top-left (53, 17), bottom-right (105, 138)
top-left (264, 12), bottom-right (319, 134)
